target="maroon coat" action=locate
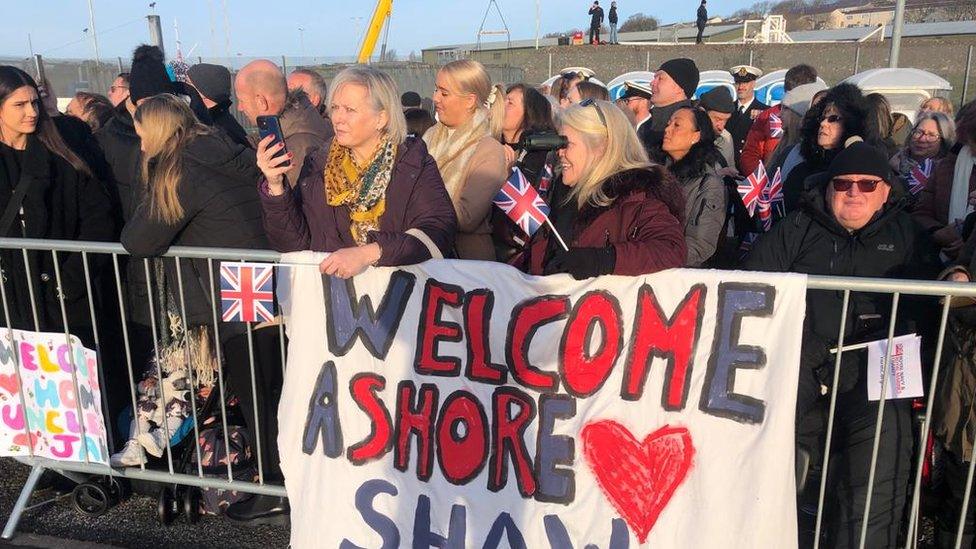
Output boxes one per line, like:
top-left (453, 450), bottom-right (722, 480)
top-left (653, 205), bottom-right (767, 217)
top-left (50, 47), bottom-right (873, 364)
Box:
top-left (522, 167), bottom-right (687, 276)
top-left (259, 137), bottom-right (458, 265)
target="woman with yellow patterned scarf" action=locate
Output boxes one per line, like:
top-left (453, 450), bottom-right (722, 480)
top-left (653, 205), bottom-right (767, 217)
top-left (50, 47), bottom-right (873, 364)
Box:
top-left (258, 66), bottom-right (457, 278)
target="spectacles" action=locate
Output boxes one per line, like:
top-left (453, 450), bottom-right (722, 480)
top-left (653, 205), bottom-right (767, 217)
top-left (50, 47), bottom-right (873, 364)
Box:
top-left (110, 85), bottom-right (129, 93)
top-left (820, 114), bottom-right (843, 124)
top-left (579, 98), bottom-right (607, 127)
top-left (830, 177), bottom-right (883, 193)
top-left (911, 129), bottom-right (941, 142)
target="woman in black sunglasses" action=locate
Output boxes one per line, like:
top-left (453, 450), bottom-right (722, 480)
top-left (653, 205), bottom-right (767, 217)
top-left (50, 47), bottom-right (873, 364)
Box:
top-left (782, 83), bottom-right (874, 212)
top-left (744, 141), bottom-right (941, 549)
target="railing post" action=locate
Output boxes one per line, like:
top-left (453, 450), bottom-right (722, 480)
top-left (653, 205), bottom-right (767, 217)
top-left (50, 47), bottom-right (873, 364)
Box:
top-left (964, 44), bottom-right (973, 104)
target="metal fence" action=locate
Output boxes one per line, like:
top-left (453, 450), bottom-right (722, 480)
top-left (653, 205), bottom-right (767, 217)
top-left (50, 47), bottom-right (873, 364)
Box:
top-left (3, 237), bottom-right (976, 547)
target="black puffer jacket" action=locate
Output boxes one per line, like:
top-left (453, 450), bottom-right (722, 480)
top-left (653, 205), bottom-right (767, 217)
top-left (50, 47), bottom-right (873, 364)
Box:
top-left (744, 177), bottom-right (941, 409)
top-left (121, 131), bottom-right (268, 329)
top-left (0, 136), bottom-right (115, 332)
top-left (95, 103), bottom-right (142, 223)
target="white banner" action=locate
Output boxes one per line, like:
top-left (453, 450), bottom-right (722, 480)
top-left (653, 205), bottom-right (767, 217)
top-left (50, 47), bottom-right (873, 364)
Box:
top-left (277, 253), bottom-right (806, 548)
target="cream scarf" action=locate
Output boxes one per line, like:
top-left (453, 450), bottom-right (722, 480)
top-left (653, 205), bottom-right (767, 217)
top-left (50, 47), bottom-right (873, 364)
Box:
top-left (424, 108), bottom-right (491, 200)
top-left (948, 145), bottom-right (976, 225)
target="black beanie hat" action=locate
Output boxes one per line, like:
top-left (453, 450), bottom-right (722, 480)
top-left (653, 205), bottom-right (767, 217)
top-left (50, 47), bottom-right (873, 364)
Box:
top-left (658, 58), bottom-right (700, 100)
top-left (827, 140), bottom-right (892, 182)
top-left (698, 87), bottom-right (734, 114)
top-left (129, 45), bottom-right (173, 102)
top-left (187, 63), bottom-right (231, 104)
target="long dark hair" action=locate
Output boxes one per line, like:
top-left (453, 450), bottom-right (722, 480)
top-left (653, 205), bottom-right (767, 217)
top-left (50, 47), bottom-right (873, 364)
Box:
top-left (664, 107), bottom-right (720, 181)
top-left (0, 66), bottom-right (91, 176)
top-left (506, 83), bottom-right (555, 139)
top-left (799, 83), bottom-right (873, 168)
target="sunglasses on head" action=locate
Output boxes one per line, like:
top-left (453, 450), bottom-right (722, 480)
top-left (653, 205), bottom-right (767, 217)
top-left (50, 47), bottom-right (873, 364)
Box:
top-left (579, 98), bottom-right (608, 128)
top-left (820, 114), bottom-right (843, 124)
top-left (831, 177), bottom-right (883, 193)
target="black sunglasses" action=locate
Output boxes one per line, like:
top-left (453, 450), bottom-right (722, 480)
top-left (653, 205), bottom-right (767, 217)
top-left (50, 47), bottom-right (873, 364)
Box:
top-left (820, 114), bottom-right (843, 124)
top-left (831, 177), bottom-right (883, 193)
top-left (579, 98), bottom-right (607, 128)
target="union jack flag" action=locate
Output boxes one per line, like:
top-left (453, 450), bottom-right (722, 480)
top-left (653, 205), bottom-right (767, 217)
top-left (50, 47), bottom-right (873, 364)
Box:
top-left (493, 167), bottom-right (551, 237)
top-left (756, 167), bottom-right (784, 231)
top-left (907, 158), bottom-right (933, 196)
top-left (768, 112), bottom-right (783, 139)
top-left (738, 162), bottom-right (768, 217)
top-left (220, 263), bottom-right (275, 323)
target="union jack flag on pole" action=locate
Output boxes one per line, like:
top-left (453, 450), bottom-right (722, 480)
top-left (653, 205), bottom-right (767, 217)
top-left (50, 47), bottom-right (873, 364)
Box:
top-left (907, 158), bottom-right (933, 196)
top-left (220, 263), bottom-right (275, 323)
top-left (738, 162), bottom-right (768, 217)
top-left (757, 167), bottom-right (784, 231)
top-left (494, 167), bottom-right (552, 238)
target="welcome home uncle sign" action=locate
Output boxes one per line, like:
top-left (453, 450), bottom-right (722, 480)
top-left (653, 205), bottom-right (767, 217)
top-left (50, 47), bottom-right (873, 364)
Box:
top-left (277, 253), bottom-right (805, 548)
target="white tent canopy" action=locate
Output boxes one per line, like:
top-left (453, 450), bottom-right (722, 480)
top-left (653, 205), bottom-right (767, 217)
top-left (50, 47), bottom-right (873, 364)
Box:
top-left (841, 68), bottom-right (952, 121)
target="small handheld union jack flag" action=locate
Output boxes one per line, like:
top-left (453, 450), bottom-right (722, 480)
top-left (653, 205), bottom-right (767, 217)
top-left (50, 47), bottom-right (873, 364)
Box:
top-left (738, 162), bottom-right (768, 217)
top-left (756, 167), bottom-right (784, 231)
top-left (494, 167), bottom-right (552, 238)
top-left (220, 263), bottom-right (275, 323)
top-left (538, 160), bottom-right (554, 197)
top-left (768, 112), bottom-right (783, 139)
top-left (907, 158), bottom-right (933, 196)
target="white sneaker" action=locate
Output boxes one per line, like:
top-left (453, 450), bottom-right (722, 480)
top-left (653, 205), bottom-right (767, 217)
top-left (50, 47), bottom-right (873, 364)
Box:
top-left (110, 440), bottom-right (147, 467)
top-left (137, 429), bottom-right (169, 458)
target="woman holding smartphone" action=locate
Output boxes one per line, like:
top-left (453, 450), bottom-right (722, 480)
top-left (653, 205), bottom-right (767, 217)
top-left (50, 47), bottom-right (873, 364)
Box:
top-left (257, 66), bottom-right (457, 277)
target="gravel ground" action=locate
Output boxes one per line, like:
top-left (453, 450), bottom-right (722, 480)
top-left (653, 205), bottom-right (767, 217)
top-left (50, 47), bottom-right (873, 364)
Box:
top-left (0, 459), bottom-right (288, 549)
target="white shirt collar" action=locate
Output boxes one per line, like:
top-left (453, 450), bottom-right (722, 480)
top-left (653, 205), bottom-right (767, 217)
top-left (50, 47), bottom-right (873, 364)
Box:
top-left (738, 98), bottom-right (754, 113)
top-left (635, 114), bottom-right (652, 131)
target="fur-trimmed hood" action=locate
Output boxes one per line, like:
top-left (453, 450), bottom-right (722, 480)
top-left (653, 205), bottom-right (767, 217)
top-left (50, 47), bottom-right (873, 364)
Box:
top-left (575, 165), bottom-right (685, 229)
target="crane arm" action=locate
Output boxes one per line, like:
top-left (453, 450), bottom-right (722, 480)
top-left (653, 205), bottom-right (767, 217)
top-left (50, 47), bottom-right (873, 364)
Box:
top-left (356, 0), bottom-right (393, 64)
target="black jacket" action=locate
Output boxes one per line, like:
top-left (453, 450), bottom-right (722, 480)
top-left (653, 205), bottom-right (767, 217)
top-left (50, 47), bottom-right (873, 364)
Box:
top-left (208, 101), bottom-right (251, 150)
top-left (697, 5), bottom-right (708, 25)
top-left (743, 179), bottom-right (940, 408)
top-left (589, 5), bottom-right (604, 26)
top-left (643, 99), bottom-right (693, 158)
top-left (608, 6), bottom-right (618, 24)
top-left (0, 136), bottom-right (115, 332)
top-left (727, 98), bottom-right (769, 166)
top-left (121, 132), bottom-right (268, 329)
top-left (95, 103), bottom-right (142, 223)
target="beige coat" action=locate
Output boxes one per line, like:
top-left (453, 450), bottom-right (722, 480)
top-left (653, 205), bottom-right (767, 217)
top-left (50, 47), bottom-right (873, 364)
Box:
top-left (451, 136), bottom-right (508, 260)
top-left (280, 97), bottom-right (334, 186)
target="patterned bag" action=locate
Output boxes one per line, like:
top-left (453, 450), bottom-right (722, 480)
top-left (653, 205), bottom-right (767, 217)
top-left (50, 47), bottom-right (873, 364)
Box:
top-left (189, 422), bottom-right (257, 515)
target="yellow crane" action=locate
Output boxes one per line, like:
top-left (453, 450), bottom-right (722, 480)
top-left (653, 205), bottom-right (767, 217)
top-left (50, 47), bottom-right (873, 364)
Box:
top-left (356, 0), bottom-right (393, 64)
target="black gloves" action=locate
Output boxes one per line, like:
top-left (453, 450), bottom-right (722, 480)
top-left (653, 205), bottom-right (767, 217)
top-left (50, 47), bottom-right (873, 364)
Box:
top-left (543, 246), bottom-right (616, 280)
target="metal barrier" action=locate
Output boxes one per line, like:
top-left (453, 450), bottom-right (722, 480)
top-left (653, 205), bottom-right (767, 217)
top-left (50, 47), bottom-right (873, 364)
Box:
top-left (2, 237), bottom-right (976, 548)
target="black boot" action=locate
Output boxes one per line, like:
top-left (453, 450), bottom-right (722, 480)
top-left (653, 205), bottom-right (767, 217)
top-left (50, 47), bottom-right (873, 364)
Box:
top-left (225, 494), bottom-right (289, 526)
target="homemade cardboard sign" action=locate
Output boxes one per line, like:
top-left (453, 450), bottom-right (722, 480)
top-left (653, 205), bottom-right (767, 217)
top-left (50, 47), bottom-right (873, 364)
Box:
top-left (0, 329), bottom-right (108, 465)
top-left (277, 253), bottom-right (806, 548)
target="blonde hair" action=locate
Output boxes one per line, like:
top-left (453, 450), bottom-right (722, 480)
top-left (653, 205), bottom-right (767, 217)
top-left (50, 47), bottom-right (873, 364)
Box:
top-left (438, 60), bottom-right (505, 139)
top-left (558, 100), bottom-right (652, 209)
top-left (327, 66), bottom-right (407, 145)
top-left (134, 94), bottom-right (210, 224)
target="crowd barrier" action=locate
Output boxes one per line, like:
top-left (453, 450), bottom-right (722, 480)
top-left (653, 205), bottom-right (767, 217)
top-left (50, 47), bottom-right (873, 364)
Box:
top-left (1, 237), bottom-right (976, 548)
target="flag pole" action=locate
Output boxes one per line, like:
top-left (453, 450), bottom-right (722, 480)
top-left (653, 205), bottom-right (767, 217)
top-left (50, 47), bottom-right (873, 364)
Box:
top-left (544, 217), bottom-right (570, 252)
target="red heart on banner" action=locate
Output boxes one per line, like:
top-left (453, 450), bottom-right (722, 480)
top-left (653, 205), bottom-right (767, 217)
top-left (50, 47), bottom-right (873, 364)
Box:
top-left (13, 433), bottom-right (28, 447)
top-left (0, 373), bottom-right (19, 395)
top-left (581, 421), bottom-right (695, 543)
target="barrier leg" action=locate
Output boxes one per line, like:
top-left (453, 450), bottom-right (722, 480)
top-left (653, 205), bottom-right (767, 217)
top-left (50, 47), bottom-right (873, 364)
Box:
top-left (1, 465), bottom-right (47, 540)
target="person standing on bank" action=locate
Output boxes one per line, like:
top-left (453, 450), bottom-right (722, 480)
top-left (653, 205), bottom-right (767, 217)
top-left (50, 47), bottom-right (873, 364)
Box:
top-left (425, 59), bottom-right (508, 260)
top-left (645, 58), bottom-right (700, 156)
top-left (696, 0), bottom-right (708, 44)
top-left (519, 99), bottom-right (686, 278)
top-left (608, 1), bottom-right (619, 44)
top-left (588, 1), bottom-right (605, 45)
top-left (726, 65), bottom-right (768, 169)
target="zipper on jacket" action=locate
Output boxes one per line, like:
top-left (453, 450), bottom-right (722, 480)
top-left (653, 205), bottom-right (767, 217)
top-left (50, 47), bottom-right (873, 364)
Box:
top-left (605, 229), bottom-right (612, 248)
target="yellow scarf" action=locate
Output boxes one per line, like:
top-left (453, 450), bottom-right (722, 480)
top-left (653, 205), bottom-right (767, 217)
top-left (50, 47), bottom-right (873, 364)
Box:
top-left (323, 138), bottom-right (396, 245)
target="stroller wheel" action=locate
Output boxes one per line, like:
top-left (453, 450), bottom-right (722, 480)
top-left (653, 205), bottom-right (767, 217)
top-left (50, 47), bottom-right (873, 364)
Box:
top-left (183, 488), bottom-right (201, 523)
top-left (71, 481), bottom-right (112, 517)
top-left (157, 487), bottom-right (178, 525)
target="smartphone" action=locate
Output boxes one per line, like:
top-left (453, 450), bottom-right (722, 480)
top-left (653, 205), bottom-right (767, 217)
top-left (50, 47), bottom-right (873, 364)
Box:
top-left (256, 115), bottom-right (291, 166)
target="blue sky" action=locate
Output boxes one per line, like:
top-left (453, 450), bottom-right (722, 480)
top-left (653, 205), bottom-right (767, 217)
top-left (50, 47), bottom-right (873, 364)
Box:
top-left (0, 0), bottom-right (752, 61)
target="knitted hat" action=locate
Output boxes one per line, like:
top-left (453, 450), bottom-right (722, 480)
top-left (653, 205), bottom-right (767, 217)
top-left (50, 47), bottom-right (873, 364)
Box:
top-left (129, 45), bottom-right (173, 102)
top-left (187, 63), bottom-right (232, 104)
top-left (782, 81), bottom-right (828, 118)
top-left (657, 58), bottom-right (699, 100)
top-left (827, 141), bottom-right (892, 182)
top-left (698, 87), bottom-right (734, 114)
